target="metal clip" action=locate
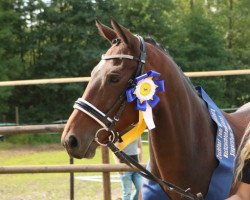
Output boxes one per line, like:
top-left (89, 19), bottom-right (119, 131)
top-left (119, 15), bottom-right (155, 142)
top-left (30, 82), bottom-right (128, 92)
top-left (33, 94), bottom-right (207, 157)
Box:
top-left (94, 128), bottom-right (116, 146)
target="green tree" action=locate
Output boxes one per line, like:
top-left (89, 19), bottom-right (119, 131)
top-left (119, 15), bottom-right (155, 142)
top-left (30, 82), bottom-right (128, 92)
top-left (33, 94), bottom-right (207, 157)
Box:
top-left (165, 4), bottom-right (228, 106)
top-left (0, 0), bottom-right (25, 122)
top-left (113, 0), bottom-right (173, 43)
top-left (1, 0), bottom-right (249, 123)
top-left (204, 0), bottom-right (250, 106)
top-left (11, 0), bottom-right (119, 123)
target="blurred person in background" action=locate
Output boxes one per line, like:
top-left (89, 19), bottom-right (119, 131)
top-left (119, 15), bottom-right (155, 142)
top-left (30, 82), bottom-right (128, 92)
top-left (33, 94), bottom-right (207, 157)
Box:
top-left (114, 138), bottom-right (143, 200)
top-left (226, 123), bottom-right (250, 200)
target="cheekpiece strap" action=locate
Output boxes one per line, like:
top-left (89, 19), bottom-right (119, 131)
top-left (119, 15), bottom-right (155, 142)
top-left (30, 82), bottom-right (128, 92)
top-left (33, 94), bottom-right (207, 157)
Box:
top-left (135, 35), bottom-right (146, 76)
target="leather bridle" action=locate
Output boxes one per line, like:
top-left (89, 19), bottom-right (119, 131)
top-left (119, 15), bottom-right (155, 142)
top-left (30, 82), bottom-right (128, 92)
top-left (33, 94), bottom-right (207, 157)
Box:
top-left (72, 35), bottom-right (204, 200)
top-left (73, 35), bottom-right (146, 145)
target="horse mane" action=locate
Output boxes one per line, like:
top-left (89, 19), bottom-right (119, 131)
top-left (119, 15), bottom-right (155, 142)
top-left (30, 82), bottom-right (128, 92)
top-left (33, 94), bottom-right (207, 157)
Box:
top-left (144, 36), bottom-right (196, 92)
top-left (144, 36), bottom-right (168, 54)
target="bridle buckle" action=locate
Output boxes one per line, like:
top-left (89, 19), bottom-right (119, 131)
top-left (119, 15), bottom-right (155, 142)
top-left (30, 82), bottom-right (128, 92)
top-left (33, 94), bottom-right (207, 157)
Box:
top-left (114, 116), bottom-right (119, 121)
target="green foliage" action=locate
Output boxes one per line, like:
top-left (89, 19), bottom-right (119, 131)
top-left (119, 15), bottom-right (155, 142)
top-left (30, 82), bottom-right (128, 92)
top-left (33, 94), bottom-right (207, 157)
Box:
top-left (0, 0), bottom-right (24, 117)
top-left (0, 0), bottom-right (249, 123)
top-left (113, 0), bottom-right (173, 40)
top-left (6, 133), bottom-right (61, 144)
top-left (168, 9), bottom-right (227, 71)
top-left (10, 0), bottom-right (118, 123)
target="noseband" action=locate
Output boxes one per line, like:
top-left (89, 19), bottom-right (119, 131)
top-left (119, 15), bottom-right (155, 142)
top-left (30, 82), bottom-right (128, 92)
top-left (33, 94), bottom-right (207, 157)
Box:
top-left (73, 35), bottom-right (146, 145)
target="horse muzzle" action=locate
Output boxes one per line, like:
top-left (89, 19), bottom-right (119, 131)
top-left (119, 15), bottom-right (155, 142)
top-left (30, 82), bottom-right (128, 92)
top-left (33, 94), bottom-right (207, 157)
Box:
top-left (62, 131), bottom-right (98, 159)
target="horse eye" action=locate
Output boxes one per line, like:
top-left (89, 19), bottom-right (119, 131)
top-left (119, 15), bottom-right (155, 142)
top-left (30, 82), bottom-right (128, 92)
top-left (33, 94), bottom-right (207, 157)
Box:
top-left (108, 74), bottom-right (120, 84)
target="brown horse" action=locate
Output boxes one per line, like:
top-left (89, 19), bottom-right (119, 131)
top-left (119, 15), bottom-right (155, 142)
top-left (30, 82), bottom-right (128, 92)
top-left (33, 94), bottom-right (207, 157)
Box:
top-left (61, 19), bottom-right (250, 199)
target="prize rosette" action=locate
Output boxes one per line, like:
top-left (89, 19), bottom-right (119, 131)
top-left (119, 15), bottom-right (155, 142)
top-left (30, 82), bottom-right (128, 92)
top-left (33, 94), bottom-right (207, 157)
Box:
top-left (126, 70), bottom-right (165, 130)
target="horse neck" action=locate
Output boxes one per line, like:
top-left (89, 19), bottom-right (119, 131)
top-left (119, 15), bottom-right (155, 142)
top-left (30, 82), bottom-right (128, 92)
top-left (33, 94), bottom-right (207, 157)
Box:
top-left (147, 50), bottom-right (217, 194)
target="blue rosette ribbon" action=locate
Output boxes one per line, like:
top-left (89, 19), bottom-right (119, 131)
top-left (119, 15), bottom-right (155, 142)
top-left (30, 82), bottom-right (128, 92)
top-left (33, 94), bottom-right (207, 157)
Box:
top-left (126, 70), bottom-right (165, 130)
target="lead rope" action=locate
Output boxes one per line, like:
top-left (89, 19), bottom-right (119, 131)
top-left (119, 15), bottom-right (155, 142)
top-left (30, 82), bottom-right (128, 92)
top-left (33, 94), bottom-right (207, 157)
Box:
top-left (107, 141), bottom-right (204, 200)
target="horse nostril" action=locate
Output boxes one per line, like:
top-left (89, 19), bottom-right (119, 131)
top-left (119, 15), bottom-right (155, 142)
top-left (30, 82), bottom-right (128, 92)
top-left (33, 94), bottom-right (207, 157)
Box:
top-left (68, 135), bottom-right (78, 148)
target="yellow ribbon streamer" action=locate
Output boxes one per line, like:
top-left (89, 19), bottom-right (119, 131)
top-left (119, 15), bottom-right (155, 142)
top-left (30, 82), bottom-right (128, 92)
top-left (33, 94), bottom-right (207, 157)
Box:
top-left (116, 111), bottom-right (146, 150)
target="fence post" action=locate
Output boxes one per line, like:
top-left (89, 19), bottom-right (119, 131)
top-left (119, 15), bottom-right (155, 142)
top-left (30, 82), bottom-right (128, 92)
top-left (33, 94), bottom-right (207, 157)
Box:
top-left (70, 157), bottom-right (74, 200)
top-left (101, 146), bottom-right (111, 200)
top-left (15, 106), bottom-right (19, 125)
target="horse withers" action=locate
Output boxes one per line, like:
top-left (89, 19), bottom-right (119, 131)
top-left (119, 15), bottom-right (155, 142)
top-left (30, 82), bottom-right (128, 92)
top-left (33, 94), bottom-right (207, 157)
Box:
top-left (61, 19), bottom-right (250, 199)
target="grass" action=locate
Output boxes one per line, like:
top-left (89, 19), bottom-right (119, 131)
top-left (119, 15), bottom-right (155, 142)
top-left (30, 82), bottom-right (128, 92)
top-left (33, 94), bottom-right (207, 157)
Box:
top-left (0, 141), bottom-right (149, 200)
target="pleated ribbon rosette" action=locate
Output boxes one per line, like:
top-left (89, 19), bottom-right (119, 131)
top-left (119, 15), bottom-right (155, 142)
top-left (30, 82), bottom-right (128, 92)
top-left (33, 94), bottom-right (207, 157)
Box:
top-left (126, 70), bottom-right (165, 130)
top-left (116, 70), bottom-right (165, 150)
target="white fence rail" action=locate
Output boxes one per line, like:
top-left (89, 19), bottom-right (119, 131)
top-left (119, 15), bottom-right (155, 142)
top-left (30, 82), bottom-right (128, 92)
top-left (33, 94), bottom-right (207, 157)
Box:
top-left (0, 69), bottom-right (249, 87)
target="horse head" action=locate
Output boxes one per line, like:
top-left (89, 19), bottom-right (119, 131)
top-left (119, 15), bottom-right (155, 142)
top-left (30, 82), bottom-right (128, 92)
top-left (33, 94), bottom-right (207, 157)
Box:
top-left (61, 19), bottom-right (154, 159)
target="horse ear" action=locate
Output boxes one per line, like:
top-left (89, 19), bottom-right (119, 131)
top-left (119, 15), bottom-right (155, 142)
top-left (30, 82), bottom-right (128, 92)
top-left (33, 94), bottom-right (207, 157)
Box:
top-left (111, 19), bottom-right (137, 46)
top-left (96, 19), bottom-right (117, 43)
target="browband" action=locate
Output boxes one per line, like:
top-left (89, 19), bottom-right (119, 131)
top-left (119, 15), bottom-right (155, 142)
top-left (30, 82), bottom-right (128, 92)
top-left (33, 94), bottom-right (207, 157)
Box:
top-left (101, 54), bottom-right (145, 63)
top-left (101, 35), bottom-right (146, 65)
